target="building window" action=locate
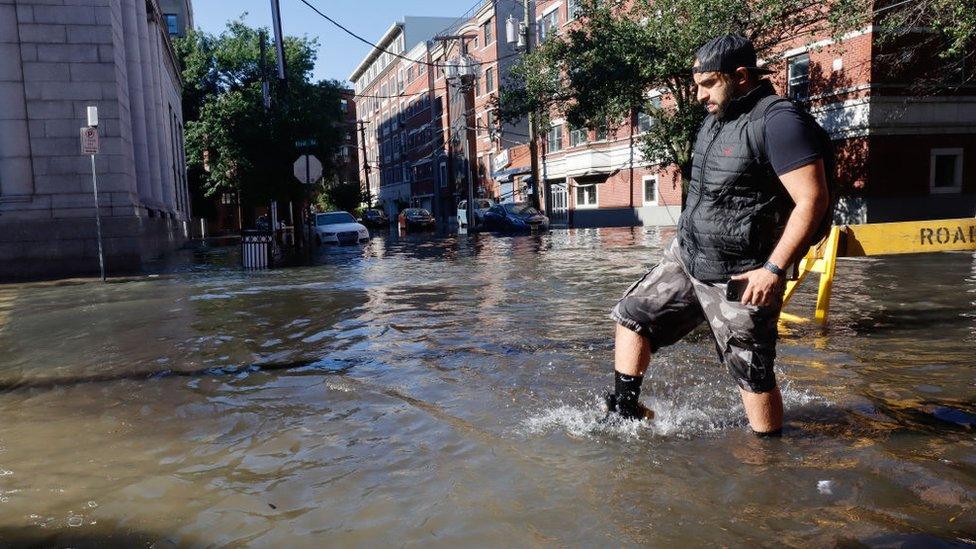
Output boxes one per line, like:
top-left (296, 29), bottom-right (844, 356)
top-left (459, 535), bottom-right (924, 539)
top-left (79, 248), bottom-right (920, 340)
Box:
top-left (643, 175), bottom-right (658, 205)
top-left (568, 0), bottom-right (581, 19)
top-left (575, 183), bottom-right (598, 208)
top-left (483, 18), bottom-right (493, 44)
top-left (164, 14), bottom-right (179, 35)
top-left (439, 161), bottom-right (448, 188)
top-left (547, 124), bottom-right (563, 152)
top-left (930, 148), bottom-right (963, 193)
top-left (340, 99), bottom-right (348, 113)
top-left (787, 53), bottom-right (810, 100)
top-left (220, 192), bottom-right (235, 205)
top-left (485, 67), bottom-right (495, 93)
top-left (636, 111), bottom-right (652, 133)
top-left (539, 10), bottom-right (559, 42)
top-left (486, 109), bottom-right (496, 134)
top-left (596, 124), bottom-right (608, 141)
top-left (569, 126), bottom-right (587, 147)
top-left (636, 97), bottom-right (660, 133)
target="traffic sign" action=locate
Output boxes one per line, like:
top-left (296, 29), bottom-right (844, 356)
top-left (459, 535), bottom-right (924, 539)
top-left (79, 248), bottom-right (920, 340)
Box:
top-left (80, 126), bottom-right (99, 155)
top-left (294, 138), bottom-right (318, 151)
top-left (293, 154), bottom-right (322, 185)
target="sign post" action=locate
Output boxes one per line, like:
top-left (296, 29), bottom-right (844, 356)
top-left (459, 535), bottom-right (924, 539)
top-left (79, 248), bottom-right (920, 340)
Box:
top-left (292, 150), bottom-right (321, 256)
top-left (80, 106), bottom-right (105, 282)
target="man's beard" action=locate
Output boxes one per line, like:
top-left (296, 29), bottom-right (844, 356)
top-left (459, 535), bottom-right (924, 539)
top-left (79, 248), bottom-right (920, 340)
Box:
top-left (709, 102), bottom-right (728, 119)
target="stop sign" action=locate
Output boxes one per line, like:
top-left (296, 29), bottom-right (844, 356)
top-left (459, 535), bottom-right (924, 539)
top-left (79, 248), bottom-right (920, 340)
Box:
top-left (293, 155), bottom-right (322, 185)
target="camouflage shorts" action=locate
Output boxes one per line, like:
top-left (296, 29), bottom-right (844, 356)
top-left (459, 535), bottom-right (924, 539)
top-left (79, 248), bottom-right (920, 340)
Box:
top-left (609, 238), bottom-right (783, 393)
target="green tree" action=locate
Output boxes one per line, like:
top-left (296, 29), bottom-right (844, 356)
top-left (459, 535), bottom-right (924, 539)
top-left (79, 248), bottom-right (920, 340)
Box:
top-left (175, 19), bottom-right (349, 212)
top-left (315, 180), bottom-right (365, 213)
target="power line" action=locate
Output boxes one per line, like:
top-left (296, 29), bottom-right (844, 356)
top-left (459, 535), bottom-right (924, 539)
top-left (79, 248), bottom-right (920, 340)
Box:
top-left (295, 0), bottom-right (523, 70)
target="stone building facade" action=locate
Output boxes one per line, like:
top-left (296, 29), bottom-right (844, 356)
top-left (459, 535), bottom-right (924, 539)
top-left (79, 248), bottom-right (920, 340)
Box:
top-left (0, 0), bottom-right (192, 280)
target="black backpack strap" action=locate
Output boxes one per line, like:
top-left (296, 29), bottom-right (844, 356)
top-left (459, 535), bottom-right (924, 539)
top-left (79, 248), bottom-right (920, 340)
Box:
top-left (747, 95), bottom-right (793, 167)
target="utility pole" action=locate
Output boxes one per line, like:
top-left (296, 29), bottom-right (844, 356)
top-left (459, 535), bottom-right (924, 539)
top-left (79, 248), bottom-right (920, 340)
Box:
top-left (359, 120), bottom-right (372, 207)
top-left (269, 0), bottom-right (287, 88)
top-left (426, 47), bottom-right (441, 225)
top-left (259, 30), bottom-right (270, 111)
top-left (435, 35), bottom-right (478, 230)
top-left (523, 0), bottom-right (542, 211)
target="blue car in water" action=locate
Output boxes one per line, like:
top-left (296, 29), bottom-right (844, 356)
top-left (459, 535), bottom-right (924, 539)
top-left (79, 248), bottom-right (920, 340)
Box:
top-left (482, 202), bottom-right (550, 233)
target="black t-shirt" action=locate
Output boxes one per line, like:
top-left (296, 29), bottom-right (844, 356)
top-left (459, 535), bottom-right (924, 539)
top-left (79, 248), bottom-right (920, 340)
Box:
top-left (764, 106), bottom-right (821, 176)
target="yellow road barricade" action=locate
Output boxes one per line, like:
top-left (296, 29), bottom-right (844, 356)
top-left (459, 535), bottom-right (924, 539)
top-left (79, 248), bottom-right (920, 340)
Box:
top-left (780, 217), bottom-right (976, 326)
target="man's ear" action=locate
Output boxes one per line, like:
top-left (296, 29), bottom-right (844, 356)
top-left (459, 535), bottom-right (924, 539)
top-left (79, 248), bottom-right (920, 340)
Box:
top-left (734, 67), bottom-right (751, 87)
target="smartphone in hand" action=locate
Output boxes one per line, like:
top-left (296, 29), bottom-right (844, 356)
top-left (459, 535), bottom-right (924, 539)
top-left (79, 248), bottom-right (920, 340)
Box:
top-left (726, 278), bottom-right (748, 302)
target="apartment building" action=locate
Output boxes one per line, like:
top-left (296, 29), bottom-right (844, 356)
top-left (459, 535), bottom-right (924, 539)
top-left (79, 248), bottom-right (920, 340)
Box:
top-left (531, 0), bottom-right (682, 228)
top-left (766, 25), bottom-right (976, 222)
top-left (349, 2), bottom-right (532, 223)
top-left (534, 0), bottom-right (974, 226)
top-left (350, 2), bottom-right (973, 228)
top-left (349, 16), bottom-right (457, 219)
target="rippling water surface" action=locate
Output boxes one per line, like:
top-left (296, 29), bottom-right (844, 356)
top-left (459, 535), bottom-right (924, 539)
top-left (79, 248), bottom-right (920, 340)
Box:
top-left (0, 227), bottom-right (973, 546)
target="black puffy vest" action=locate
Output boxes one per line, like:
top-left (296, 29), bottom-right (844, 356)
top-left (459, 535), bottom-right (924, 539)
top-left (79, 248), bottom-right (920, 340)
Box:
top-left (677, 81), bottom-right (792, 283)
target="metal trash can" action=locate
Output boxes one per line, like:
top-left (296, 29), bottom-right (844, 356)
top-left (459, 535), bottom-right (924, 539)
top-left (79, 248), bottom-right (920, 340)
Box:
top-left (241, 230), bottom-right (274, 269)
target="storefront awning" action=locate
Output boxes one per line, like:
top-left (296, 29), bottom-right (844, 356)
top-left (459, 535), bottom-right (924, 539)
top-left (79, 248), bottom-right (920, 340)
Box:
top-left (491, 166), bottom-right (531, 182)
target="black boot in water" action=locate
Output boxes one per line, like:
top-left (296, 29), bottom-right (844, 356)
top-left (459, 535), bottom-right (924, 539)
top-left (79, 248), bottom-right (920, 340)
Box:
top-left (603, 392), bottom-right (655, 422)
top-left (603, 372), bottom-right (654, 421)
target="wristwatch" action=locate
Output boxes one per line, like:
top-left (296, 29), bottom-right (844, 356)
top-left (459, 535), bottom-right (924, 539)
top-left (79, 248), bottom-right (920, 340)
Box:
top-left (763, 261), bottom-right (786, 277)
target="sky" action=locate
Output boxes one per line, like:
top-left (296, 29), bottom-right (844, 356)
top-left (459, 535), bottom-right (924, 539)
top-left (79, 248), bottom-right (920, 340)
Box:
top-left (192, 0), bottom-right (472, 86)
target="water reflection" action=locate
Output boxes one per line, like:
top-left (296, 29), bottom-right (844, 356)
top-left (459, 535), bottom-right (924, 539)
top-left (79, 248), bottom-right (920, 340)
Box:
top-left (0, 230), bottom-right (973, 545)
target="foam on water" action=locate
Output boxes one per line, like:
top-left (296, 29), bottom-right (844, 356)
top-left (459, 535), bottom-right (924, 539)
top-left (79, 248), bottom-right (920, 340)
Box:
top-left (521, 380), bottom-right (828, 440)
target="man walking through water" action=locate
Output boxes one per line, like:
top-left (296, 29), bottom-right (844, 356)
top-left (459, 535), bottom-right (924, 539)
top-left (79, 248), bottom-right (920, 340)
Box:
top-left (605, 35), bottom-right (829, 436)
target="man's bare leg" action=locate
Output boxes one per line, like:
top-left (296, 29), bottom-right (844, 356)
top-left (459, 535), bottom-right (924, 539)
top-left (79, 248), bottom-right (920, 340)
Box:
top-left (739, 385), bottom-right (783, 434)
top-left (614, 323), bottom-right (652, 376)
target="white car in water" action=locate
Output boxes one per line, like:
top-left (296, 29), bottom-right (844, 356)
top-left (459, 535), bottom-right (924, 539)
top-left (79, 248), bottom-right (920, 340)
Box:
top-left (457, 198), bottom-right (496, 230)
top-left (314, 211), bottom-right (370, 246)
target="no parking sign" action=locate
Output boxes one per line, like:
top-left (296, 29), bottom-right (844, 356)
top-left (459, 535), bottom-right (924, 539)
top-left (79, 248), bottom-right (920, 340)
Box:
top-left (80, 126), bottom-right (99, 155)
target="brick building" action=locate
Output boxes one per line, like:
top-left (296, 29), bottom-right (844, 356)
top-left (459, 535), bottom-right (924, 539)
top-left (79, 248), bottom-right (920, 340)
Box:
top-left (350, 4), bottom-right (531, 224)
top-left (350, 1), bottom-right (974, 228)
top-left (348, 16), bottom-right (457, 219)
top-left (765, 25), bottom-right (976, 222)
top-left (337, 88), bottom-right (360, 189)
top-left (0, 0), bottom-right (193, 280)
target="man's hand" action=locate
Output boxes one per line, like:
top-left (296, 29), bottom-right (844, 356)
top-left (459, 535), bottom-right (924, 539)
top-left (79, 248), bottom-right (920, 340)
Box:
top-left (731, 268), bottom-right (783, 307)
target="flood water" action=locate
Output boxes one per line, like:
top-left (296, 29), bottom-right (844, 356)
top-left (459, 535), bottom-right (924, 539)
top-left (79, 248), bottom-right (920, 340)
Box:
top-left (0, 227), bottom-right (973, 547)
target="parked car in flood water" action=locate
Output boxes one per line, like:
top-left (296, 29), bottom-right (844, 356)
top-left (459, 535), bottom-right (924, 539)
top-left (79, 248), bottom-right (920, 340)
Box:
top-left (398, 208), bottom-right (436, 232)
top-left (360, 208), bottom-right (390, 228)
top-left (482, 203), bottom-right (549, 233)
top-left (457, 198), bottom-right (496, 230)
top-left (314, 211), bottom-right (370, 245)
